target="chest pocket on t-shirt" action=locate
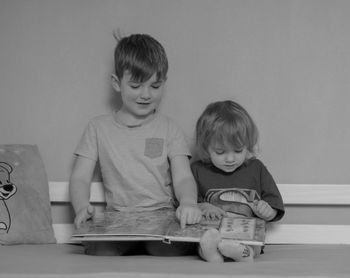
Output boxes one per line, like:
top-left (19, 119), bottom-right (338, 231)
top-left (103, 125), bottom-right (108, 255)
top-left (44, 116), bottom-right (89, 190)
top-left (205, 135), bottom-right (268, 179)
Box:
top-left (144, 138), bottom-right (164, 159)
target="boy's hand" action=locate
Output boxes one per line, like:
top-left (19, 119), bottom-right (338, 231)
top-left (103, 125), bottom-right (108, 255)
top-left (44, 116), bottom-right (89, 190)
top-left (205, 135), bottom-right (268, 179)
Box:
top-left (74, 204), bottom-right (95, 229)
top-left (176, 204), bottom-right (202, 229)
top-left (252, 200), bottom-right (277, 221)
top-left (199, 202), bottom-right (226, 220)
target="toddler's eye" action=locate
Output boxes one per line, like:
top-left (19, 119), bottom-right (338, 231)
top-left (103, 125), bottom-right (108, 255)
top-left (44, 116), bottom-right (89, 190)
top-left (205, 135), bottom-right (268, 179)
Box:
top-left (215, 150), bottom-right (224, 155)
top-left (130, 84), bottom-right (140, 89)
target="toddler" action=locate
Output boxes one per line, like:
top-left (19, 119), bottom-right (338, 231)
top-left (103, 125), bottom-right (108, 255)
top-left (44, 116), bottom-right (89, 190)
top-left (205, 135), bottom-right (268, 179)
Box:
top-left (191, 100), bottom-right (285, 262)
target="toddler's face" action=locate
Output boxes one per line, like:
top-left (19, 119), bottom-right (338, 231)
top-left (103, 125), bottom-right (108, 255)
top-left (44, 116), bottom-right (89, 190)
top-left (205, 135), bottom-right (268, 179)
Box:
top-left (208, 143), bottom-right (248, 173)
top-left (117, 72), bottom-right (166, 121)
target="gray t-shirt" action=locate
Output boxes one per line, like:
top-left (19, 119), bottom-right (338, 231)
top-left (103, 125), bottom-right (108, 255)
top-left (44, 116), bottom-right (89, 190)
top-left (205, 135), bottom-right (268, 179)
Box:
top-left (74, 113), bottom-right (191, 211)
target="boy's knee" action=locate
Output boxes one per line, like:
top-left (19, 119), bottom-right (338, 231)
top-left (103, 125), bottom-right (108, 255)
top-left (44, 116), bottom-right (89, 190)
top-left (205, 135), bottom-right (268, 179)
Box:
top-left (83, 241), bottom-right (139, 256)
top-left (144, 241), bottom-right (196, 256)
top-left (84, 242), bottom-right (120, 256)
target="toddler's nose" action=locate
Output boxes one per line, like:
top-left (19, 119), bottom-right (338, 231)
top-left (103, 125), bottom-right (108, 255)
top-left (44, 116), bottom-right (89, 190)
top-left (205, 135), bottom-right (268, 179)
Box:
top-left (225, 152), bottom-right (235, 162)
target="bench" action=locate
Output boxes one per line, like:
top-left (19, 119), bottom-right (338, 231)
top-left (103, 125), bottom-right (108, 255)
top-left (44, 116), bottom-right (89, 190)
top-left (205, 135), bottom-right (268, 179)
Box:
top-left (1, 182), bottom-right (350, 278)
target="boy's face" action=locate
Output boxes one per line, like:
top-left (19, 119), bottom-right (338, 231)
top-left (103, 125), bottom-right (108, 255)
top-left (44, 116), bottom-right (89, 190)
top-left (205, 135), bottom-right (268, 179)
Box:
top-left (208, 143), bottom-right (248, 173)
top-left (112, 72), bottom-right (166, 122)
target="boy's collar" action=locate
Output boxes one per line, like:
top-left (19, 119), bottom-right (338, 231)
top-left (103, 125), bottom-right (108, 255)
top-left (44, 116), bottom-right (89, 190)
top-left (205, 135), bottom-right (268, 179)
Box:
top-left (112, 109), bottom-right (157, 128)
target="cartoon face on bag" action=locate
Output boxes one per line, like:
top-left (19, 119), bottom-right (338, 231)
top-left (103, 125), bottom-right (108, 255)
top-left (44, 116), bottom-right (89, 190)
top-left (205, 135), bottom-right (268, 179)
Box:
top-left (0, 162), bottom-right (17, 233)
top-left (0, 162), bottom-right (17, 200)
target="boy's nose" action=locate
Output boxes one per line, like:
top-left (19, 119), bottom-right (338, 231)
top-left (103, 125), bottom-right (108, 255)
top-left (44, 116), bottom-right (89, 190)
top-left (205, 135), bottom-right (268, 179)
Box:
top-left (140, 87), bottom-right (151, 99)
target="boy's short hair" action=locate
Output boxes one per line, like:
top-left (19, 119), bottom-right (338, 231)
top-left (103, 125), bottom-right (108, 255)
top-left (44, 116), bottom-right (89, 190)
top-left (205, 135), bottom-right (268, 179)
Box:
top-left (195, 100), bottom-right (259, 162)
top-left (114, 34), bottom-right (168, 82)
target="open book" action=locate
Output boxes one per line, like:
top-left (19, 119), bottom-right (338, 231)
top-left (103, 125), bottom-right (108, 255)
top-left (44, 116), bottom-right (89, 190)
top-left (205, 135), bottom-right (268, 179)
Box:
top-left (71, 188), bottom-right (266, 246)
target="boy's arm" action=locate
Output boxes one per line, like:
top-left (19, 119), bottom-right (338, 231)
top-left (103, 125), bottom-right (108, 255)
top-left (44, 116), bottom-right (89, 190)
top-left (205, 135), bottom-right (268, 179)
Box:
top-left (69, 155), bottom-right (96, 228)
top-left (170, 155), bottom-right (202, 228)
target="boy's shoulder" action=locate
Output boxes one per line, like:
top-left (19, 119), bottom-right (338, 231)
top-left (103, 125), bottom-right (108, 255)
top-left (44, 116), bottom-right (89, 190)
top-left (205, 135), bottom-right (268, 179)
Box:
top-left (87, 114), bottom-right (114, 126)
top-left (90, 114), bottom-right (113, 122)
top-left (156, 113), bottom-right (179, 125)
top-left (153, 113), bottom-right (186, 133)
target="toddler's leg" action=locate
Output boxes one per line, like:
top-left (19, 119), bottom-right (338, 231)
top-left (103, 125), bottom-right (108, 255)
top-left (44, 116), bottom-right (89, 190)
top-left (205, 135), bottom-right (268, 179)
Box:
top-left (218, 240), bottom-right (257, 262)
top-left (144, 241), bottom-right (196, 256)
top-left (84, 241), bottom-right (141, 256)
top-left (198, 229), bottom-right (224, 263)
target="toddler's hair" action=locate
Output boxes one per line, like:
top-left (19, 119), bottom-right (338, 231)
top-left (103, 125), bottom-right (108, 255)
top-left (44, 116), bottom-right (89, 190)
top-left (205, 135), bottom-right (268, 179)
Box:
top-left (114, 33), bottom-right (168, 83)
top-left (195, 100), bottom-right (259, 162)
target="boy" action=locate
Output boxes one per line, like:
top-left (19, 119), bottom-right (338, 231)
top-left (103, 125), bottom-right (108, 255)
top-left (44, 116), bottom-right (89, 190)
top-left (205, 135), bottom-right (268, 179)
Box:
top-left (69, 33), bottom-right (202, 256)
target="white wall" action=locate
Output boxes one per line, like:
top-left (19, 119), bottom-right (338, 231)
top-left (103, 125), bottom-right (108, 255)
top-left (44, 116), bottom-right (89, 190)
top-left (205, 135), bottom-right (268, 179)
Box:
top-left (1, 0), bottom-right (350, 184)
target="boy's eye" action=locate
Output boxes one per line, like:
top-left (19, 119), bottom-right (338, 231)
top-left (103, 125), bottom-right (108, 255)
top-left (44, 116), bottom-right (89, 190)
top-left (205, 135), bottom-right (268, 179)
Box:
top-left (151, 83), bottom-right (162, 89)
top-left (234, 149), bottom-right (243, 154)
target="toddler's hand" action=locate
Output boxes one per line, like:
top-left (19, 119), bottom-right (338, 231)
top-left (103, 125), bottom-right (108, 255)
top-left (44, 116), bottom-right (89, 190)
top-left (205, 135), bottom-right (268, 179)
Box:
top-left (199, 202), bottom-right (226, 220)
top-left (252, 200), bottom-right (277, 221)
top-left (176, 204), bottom-right (202, 229)
top-left (74, 204), bottom-right (95, 229)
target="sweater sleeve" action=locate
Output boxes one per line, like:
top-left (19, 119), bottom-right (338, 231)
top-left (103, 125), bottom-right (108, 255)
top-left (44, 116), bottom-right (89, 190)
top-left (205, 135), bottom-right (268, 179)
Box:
top-left (259, 162), bottom-right (285, 222)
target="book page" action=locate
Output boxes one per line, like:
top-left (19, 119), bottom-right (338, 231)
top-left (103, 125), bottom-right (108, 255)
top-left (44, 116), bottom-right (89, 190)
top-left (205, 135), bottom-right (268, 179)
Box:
top-left (72, 208), bottom-right (265, 245)
top-left (73, 208), bottom-right (176, 238)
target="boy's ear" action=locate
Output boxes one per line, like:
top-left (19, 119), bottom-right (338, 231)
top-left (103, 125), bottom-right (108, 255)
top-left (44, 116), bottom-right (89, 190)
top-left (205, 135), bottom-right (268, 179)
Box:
top-left (111, 74), bottom-right (121, 92)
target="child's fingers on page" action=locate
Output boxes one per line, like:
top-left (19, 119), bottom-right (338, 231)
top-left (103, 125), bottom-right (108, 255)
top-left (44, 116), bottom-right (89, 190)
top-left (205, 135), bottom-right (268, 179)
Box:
top-left (186, 210), bottom-right (197, 225)
top-left (189, 209), bottom-right (200, 224)
top-left (255, 201), bottom-right (268, 214)
top-left (74, 214), bottom-right (83, 229)
top-left (180, 214), bottom-right (187, 229)
top-left (183, 209), bottom-right (199, 226)
top-left (74, 218), bottom-right (80, 229)
top-left (186, 214), bottom-right (195, 225)
top-left (176, 206), bottom-right (184, 223)
top-left (74, 215), bottom-right (86, 229)
top-left (87, 205), bottom-right (95, 216)
top-left (176, 207), bottom-right (186, 228)
top-left (262, 207), bottom-right (274, 219)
